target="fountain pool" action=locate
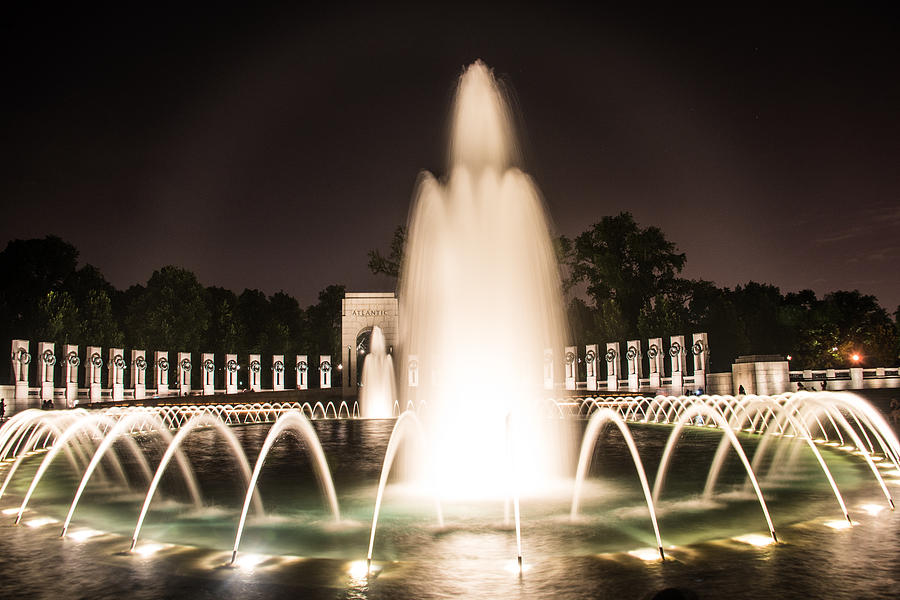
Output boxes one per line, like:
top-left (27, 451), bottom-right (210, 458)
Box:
top-left (0, 395), bottom-right (898, 599)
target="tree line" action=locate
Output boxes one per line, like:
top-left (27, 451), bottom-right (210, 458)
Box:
top-left (0, 236), bottom-right (344, 386)
top-left (370, 213), bottom-right (900, 371)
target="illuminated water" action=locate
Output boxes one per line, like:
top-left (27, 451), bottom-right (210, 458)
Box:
top-left (1, 417), bottom-right (898, 599)
top-left (359, 326), bottom-right (396, 419)
top-left (398, 61), bottom-right (568, 499)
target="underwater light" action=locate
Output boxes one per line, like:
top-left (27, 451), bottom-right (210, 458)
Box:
top-left (348, 560), bottom-right (369, 579)
top-left (24, 517), bottom-right (58, 528)
top-left (233, 553), bottom-right (267, 570)
top-left (504, 559), bottom-right (531, 574)
top-left (859, 504), bottom-right (884, 516)
top-left (67, 528), bottom-right (105, 542)
top-left (628, 548), bottom-right (663, 561)
top-left (133, 543), bottom-right (168, 557)
top-left (733, 534), bottom-right (776, 547)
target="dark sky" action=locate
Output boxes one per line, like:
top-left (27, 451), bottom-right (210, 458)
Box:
top-left (2, 3), bottom-right (898, 310)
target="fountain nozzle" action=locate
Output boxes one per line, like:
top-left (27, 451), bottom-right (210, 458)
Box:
top-left (658, 546), bottom-right (666, 562)
top-left (366, 558), bottom-right (372, 575)
top-left (129, 538), bottom-right (137, 552)
top-left (770, 529), bottom-right (778, 544)
top-left (230, 550), bottom-right (238, 565)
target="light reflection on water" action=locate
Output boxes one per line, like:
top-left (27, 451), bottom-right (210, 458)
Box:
top-left (0, 419), bottom-right (897, 599)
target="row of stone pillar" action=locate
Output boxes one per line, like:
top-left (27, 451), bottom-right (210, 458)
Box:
top-left (544, 333), bottom-right (710, 392)
top-left (550, 333), bottom-right (709, 391)
top-left (9, 340), bottom-right (334, 402)
top-left (399, 334), bottom-right (710, 393)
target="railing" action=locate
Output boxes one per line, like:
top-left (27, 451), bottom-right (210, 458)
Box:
top-left (570, 375), bottom-right (700, 394)
top-left (789, 366), bottom-right (900, 391)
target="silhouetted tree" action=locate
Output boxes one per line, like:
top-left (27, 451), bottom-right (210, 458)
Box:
top-left (367, 225), bottom-right (406, 279)
top-left (126, 266), bottom-right (209, 351)
top-left (204, 286), bottom-right (241, 356)
top-left (305, 284), bottom-right (346, 385)
top-left (236, 289), bottom-right (270, 354)
top-left (0, 236), bottom-right (79, 343)
top-left (564, 212), bottom-right (686, 338)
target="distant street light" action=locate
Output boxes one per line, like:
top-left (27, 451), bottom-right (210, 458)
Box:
top-left (851, 353), bottom-right (861, 363)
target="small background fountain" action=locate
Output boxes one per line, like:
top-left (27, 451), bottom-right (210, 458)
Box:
top-left (359, 326), bottom-right (397, 419)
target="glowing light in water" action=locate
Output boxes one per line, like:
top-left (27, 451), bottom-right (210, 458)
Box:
top-left (628, 548), bottom-right (664, 562)
top-left (233, 553), bottom-right (267, 570)
top-left (824, 519), bottom-right (857, 530)
top-left (24, 517), bottom-right (58, 528)
top-left (348, 560), bottom-right (372, 580)
top-left (504, 560), bottom-right (531, 574)
top-left (733, 534), bottom-right (776, 547)
top-left (133, 543), bottom-right (169, 557)
top-left (67, 528), bottom-right (105, 542)
top-left (859, 504), bottom-right (885, 516)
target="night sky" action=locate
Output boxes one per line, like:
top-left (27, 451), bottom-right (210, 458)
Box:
top-left (2, 3), bottom-right (898, 310)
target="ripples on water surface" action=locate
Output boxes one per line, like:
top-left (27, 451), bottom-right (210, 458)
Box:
top-left (1, 419), bottom-right (898, 599)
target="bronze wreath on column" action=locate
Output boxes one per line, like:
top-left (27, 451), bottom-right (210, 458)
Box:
top-left (42, 349), bottom-right (57, 366)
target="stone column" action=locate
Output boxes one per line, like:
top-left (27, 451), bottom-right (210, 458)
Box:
top-left (343, 346), bottom-right (352, 394)
top-left (132, 350), bottom-right (147, 399)
top-left (691, 333), bottom-right (709, 391)
top-left (626, 340), bottom-right (642, 391)
top-left (177, 353), bottom-right (192, 396)
top-left (295, 355), bottom-right (308, 390)
top-left (543, 348), bottom-right (554, 390)
top-left (850, 367), bottom-right (864, 389)
top-left (248, 354), bottom-right (261, 392)
top-left (605, 342), bottom-right (620, 391)
top-left (63, 345), bottom-right (79, 406)
top-left (10, 340), bottom-right (31, 401)
top-left (87, 346), bottom-right (103, 402)
top-left (201, 353), bottom-right (215, 395)
top-left (408, 355), bottom-right (419, 387)
top-left (108, 348), bottom-right (125, 401)
top-left (344, 345), bottom-right (356, 395)
top-left (225, 354), bottom-right (239, 394)
top-left (38, 342), bottom-right (56, 401)
top-left (272, 355), bottom-right (285, 391)
top-left (155, 351), bottom-right (169, 396)
top-left (564, 346), bottom-right (577, 391)
top-left (669, 336), bottom-right (685, 394)
top-left (646, 338), bottom-right (663, 389)
top-left (320, 355), bottom-right (332, 389)
top-left (585, 344), bottom-right (599, 391)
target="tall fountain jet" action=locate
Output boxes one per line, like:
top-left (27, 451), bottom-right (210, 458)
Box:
top-left (359, 326), bottom-right (397, 419)
top-left (399, 61), bottom-right (568, 500)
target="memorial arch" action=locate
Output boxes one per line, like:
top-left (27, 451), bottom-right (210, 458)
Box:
top-left (341, 292), bottom-right (399, 396)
